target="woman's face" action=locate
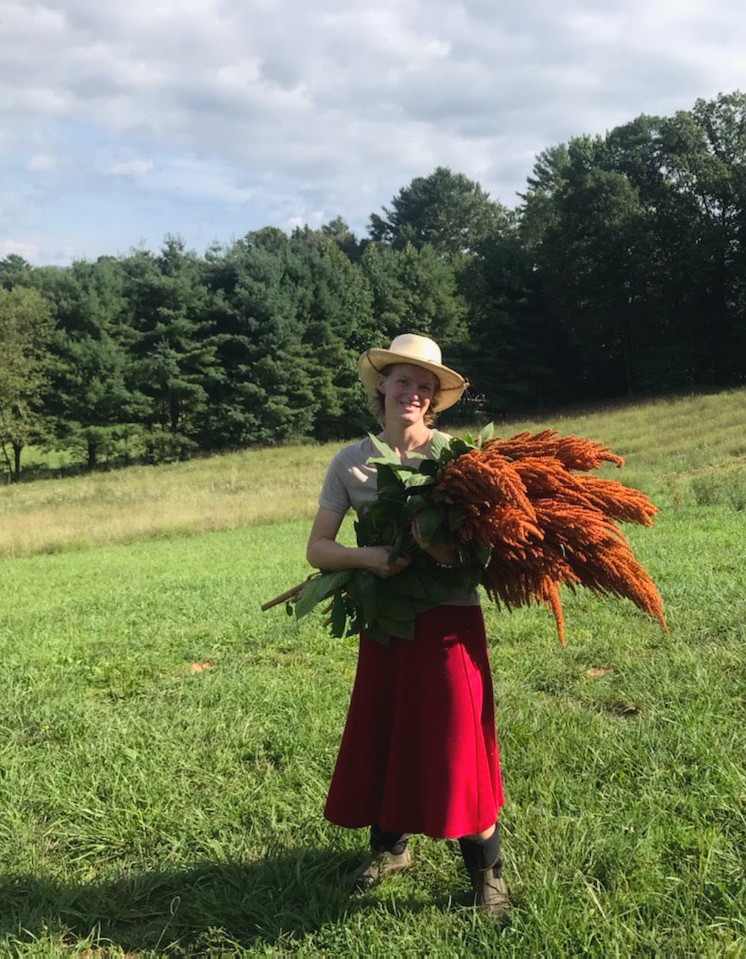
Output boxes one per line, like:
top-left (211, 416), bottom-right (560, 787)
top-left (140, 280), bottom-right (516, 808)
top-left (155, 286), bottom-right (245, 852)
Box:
top-left (378, 363), bottom-right (439, 425)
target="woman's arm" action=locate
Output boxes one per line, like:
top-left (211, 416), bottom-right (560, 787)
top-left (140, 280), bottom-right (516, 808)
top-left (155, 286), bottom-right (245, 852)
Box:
top-left (306, 506), bottom-right (410, 579)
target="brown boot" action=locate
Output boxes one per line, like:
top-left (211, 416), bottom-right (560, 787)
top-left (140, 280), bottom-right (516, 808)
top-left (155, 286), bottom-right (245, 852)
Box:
top-left (469, 865), bottom-right (511, 919)
top-left (348, 846), bottom-right (412, 890)
top-left (459, 825), bottom-right (511, 920)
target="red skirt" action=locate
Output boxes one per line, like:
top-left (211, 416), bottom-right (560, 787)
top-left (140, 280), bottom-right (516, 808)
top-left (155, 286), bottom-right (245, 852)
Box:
top-left (324, 605), bottom-right (504, 839)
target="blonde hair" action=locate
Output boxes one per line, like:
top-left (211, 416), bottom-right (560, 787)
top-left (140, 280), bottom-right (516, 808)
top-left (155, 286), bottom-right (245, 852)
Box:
top-left (367, 364), bottom-right (441, 427)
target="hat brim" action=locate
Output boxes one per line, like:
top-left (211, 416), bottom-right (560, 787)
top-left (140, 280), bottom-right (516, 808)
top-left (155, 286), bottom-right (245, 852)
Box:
top-left (359, 348), bottom-right (467, 412)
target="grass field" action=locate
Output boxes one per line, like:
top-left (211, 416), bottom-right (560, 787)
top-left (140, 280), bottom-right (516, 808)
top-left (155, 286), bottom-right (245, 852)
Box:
top-left (1, 389), bottom-right (745, 956)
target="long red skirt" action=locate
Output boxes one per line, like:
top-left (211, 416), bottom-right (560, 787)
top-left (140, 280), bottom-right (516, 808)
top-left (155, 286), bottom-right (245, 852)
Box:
top-left (324, 605), bottom-right (504, 839)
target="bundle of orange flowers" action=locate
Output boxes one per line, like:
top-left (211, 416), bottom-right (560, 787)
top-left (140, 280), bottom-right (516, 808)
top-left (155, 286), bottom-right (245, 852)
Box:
top-left (264, 428), bottom-right (667, 647)
top-left (437, 431), bottom-right (667, 645)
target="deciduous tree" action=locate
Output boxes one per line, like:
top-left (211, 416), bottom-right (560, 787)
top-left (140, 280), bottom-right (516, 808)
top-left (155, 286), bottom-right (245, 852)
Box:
top-left (369, 167), bottom-right (508, 259)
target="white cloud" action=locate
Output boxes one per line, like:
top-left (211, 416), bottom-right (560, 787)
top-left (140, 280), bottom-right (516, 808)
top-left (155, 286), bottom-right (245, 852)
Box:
top-left (1, 239), bottom-right (39, 261)
top-left (286, 210), bottom-right (326, 232)
top-left (109, 158), bottom-right (154, 177)
top-left (27, 154), bottom-right (57, 172)
top-left (3, 0), bottom-right (746, 262)
top-left (146, 158), bottom-right (255, 203)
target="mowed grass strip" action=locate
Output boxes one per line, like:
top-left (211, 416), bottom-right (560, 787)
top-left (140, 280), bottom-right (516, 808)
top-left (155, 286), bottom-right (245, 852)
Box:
top-left (2, 386), bottom-right (745, 559)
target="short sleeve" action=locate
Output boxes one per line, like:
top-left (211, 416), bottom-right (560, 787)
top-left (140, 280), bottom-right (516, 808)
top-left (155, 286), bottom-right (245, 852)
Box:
top-left (318, 453), bottom-right (351, 515)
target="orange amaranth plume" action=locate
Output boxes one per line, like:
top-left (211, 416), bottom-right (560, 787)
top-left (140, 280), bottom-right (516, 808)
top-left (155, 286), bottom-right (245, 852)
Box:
top-left (437, 432), bottom-right (667, 644)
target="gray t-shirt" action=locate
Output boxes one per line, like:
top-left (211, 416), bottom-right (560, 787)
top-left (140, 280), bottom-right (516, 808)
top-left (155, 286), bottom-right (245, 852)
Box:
top-left (318, 432), bottom-right (479, 607)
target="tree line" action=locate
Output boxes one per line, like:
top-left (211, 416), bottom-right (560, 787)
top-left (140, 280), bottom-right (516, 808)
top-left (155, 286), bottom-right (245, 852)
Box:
top-left (2, 91), bottom-right (746, 480)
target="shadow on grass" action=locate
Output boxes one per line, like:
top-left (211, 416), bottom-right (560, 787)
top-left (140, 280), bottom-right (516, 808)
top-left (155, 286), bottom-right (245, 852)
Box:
top-left (0, 848), bottom-right (447, 953)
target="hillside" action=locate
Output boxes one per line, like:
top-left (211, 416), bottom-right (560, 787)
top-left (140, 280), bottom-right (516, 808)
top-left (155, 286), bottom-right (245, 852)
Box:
top-left (2, 387), bottom-right (745, 559)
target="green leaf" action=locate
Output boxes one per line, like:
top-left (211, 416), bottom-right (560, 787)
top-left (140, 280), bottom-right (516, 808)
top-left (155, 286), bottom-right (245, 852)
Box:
top-left (330, 592), bottom-right (348, 638)
top-left (406, 493), bottom-right (429, 513)
top-left (477, 423), bottom-right (495, 446)
top-left (347, 604), bottom-right (363, 635)
top-left (384, 595), bottom-right (419, 621)
top-left (364, 622), bottom-right (391, 646)
top-left (351, 569), bottom-right (380, 627)
top-left (476, 422), bottom-right (496, 445)
top-left (418, 459), bottom-right (440, 477)
top-left (378, 616), bottom-right (415, 640)
top-left (295, 570), bottom-right (352, 619)
top-left (388, 530), bottom-right (412, 563)
top-left (389, 568), bottom-right (428, 599)
top-left (409, 596), bottom-right (442, 614)
top-left (473, 545), bottom-right (492, 568)
top-left (428, 431), bottom-right (448, 461)
top-left (375, 464), bottom-right (405, 491)
top-left (367, 432), bottom-right (400, 464)
top-left (402, 472), bottom-right (435, 489)
top-left (417, 569), bottom-right (456, 602)
top-left (449, 437), bottom-right (476, 459)
top-left (417, 507), bottom-right (445, 545)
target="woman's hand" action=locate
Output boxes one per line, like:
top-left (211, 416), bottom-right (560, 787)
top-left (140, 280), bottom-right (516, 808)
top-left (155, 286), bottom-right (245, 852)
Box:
top-left (411, 516), bottom-right (458, 568)
top-left (362, 546), bottom-right (411, 579)
top-left (306, 507), bottom-right (410, 578)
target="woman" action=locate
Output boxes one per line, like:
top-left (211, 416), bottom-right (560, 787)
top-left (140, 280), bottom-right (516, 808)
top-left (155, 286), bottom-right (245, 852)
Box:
top-left (306, 333), bottom-right (509, 919)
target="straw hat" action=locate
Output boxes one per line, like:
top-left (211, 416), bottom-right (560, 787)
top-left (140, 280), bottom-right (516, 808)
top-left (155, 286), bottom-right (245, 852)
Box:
top-left (358, 333), bottom-right (468, 411)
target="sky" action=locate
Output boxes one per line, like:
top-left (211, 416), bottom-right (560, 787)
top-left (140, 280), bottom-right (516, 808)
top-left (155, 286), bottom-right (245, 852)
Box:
top-left (3, 0), bottom-right (746, 266)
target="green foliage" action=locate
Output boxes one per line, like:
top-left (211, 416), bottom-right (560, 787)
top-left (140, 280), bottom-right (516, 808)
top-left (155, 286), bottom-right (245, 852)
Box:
top-left (8, 92), bottom-right (746, 475)
top-left (0, 253), bottom-right (33, 290)
top-left (368, 165), bottom-right (509, 258)
top-left (521, 92), bottom-right (746, 398)
top-left (689, 469), bottom-right (746, 510)
top-left (0, 286), bottom-right (54, 480)
top-left (295, 570), bottom-right (352, 618)
top-left (456, 218), bottom-right (561, 414)
top-left (203, 227), bottom-right (376, 448)
top-left (38, 257), bottom-right (148, 470)
top-left (123, 238), bottom-right (222, 442)
top-left (360, 241), bottom-right (467, 347)
top-left (294, 433), bottom-right (484, 643)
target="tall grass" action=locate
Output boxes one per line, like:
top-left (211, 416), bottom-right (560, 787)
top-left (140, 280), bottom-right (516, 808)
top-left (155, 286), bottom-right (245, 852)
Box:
top-left (3, 387), bottom-right (746, 559)
top-left (0, 445), bottom-right (331, 558)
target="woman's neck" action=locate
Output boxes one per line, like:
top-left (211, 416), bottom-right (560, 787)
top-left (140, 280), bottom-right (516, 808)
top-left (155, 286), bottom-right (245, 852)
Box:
top-left (379, 422), bottom-right (433, 456)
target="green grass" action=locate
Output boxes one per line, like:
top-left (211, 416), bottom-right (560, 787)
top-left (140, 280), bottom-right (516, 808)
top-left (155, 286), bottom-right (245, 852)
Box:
top-left (0, 389), bottom-right (745, 955)
top-left (0, 445), bottom-right (332, 559)
top-left (3, 387), bottom-right (745, 560)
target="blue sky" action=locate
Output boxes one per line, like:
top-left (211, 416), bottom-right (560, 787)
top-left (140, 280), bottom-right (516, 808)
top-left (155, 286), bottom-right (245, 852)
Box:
top-left (3, 0), bottom-right (746, 265)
